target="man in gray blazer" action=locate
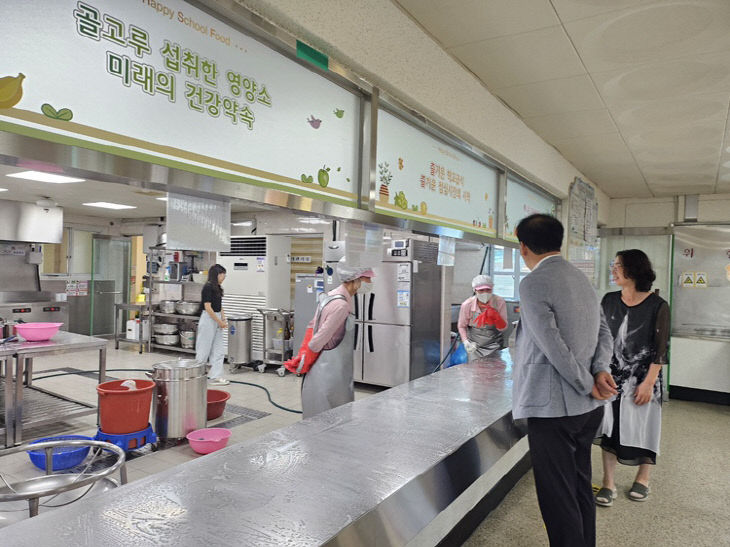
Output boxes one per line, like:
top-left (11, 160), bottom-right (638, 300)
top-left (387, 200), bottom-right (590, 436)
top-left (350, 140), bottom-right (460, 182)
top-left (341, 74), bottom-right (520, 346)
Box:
top-left (514, 214), bottom-right (617, 547)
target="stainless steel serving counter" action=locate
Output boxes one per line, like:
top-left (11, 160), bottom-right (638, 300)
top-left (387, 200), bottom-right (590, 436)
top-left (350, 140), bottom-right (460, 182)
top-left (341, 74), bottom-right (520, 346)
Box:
top-left (1, 332), bottom-right (107, 449)
top-left (2, 351), bottom-right (526, 546)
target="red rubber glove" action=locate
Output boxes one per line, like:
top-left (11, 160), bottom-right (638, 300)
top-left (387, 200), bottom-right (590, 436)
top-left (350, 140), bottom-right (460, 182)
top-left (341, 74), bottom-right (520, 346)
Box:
top-left (283, 328), bottom-right (321, 374)
top-left (473, 308), bottom-right (494, 328)
top-left (473, 305), bottom-right (507, 329)
top-left (486, 306), bottom-right (507, 329)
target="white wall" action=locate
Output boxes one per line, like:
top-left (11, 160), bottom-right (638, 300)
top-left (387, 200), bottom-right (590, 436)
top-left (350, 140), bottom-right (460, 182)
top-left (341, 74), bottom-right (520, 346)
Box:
top-left (608, 193), bottom-right (730, 228)
top-left (230, 0), bottom-right (610, 225)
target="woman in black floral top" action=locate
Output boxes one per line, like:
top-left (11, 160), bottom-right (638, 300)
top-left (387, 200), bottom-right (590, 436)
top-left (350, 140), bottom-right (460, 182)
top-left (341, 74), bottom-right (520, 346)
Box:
top-left (595, 249), bottom-right (670, 506)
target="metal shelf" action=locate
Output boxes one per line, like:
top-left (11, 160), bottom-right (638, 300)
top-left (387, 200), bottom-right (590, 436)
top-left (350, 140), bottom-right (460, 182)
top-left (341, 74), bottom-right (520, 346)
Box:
top-left (153, 312), bottom-right (200, 320)
top-left (118, 337), bottom-right (147, 344)
top-left (151, 343), bottom-right (196, 354)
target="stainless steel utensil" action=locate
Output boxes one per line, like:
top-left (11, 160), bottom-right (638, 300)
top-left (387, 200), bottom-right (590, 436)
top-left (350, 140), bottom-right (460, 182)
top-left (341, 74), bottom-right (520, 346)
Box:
top-left (158, 300), bottom-right (178, 314)
top-left (153, 323), bottom-right (178, 335)
top-left (154, 334), bottom-right (180, 346)
top-left (180, 330), bottom-right (195, 349)
top-left (175, 301), bottom-right (200, 315)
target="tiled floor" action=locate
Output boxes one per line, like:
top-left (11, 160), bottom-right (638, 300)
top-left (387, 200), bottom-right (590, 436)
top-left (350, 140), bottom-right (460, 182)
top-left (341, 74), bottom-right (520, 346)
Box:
top-left (0, 341), bottom-right (382, 491)
top-left (464, 398), bottom-right (730, 546)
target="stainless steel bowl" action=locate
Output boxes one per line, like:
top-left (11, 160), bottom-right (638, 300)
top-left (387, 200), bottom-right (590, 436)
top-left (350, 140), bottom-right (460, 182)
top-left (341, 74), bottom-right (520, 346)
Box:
top-left (158, 300), bottom-right (178, 314)
top-left (180, 330), bottom-right (195, 349)
top-left (175, 301), bottom-right (200, 315)
top-left (153, 323), bottom-right (178, 335)
top-left (155, 334), bottom-right (180, 346)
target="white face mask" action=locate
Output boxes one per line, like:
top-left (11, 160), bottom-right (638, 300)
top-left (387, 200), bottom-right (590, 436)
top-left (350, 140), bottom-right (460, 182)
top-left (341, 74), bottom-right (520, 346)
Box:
top-left (476, 292), bottom-right (491, 303)
top-left (357, 281), bottom-right (373, 294)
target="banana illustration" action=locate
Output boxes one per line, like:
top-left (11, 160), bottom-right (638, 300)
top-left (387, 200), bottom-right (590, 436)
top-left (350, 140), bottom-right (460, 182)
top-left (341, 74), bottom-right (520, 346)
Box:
top-left (0, 73), bottom-right (25, 109)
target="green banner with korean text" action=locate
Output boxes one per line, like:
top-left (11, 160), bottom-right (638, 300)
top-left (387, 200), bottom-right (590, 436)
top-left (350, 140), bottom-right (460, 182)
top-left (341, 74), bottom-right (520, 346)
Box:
top-left (0, 0), bottom-right (360, 205)
top-left (375, 109), bottom-right (499, 237)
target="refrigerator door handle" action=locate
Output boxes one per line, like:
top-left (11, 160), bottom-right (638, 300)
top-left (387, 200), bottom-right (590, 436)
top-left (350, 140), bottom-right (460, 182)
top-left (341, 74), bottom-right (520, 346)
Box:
top-left (367, 324), bottom-right (374, 353)
top-left (354, 294), bottom-right (359, 319)
top-left (368, 294), bottom-right (374, 321)
top-left (354, 323), bottom-right (359, 350)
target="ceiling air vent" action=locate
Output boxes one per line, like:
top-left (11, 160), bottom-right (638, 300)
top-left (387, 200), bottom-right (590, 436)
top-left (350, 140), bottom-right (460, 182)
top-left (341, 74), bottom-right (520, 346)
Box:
top-left (219, 236), bottom-right (267, 257)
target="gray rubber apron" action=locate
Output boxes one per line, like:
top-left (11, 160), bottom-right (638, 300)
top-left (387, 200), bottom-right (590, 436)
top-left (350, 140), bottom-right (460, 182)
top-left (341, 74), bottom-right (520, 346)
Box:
top-left (467, 308), bottom-right (503, 361)
top-left (301, 294), bottom-right (355, 419)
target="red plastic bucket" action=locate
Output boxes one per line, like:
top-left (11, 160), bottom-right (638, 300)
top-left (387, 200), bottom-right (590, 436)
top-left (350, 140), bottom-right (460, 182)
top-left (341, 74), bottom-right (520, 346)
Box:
top-left (206, 389), bottom-right (231, 420)
top-left (96, 379), bottom-right (155, 434)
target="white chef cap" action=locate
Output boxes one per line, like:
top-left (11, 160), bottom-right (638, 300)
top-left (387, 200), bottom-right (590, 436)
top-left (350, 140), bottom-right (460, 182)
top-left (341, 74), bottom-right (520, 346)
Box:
top-left (336, 257), bottom-right (376, 282)
top-left (472, 274), bottom-right (494, 290)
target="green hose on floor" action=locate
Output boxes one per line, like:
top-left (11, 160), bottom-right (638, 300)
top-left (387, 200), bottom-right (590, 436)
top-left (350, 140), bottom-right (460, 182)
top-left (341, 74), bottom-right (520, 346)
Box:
top-left (30, 368), bottom-right (303, 414)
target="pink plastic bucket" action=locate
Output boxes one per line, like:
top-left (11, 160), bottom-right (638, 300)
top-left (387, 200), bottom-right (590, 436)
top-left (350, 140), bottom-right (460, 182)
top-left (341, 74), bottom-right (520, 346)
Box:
top-left (186, 427), bottom-right (232, 454)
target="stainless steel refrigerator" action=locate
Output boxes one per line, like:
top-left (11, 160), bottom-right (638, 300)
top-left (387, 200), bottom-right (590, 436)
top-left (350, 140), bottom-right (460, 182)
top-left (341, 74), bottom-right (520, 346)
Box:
top-left (345, 240), bottom-right (442, 387)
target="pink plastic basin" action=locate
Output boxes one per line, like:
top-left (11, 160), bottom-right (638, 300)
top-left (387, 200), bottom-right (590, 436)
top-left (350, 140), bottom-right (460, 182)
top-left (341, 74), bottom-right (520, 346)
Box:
top-left (15, 322), bottom-right (63, 341)
top-left (186, 428), bottom-right (232, 455)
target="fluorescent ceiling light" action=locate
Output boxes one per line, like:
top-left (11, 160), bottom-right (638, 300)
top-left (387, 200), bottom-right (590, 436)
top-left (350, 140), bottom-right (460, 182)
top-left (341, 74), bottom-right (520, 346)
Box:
top-left (7, 170), bottom-right (85, 183)
top-left (0, 188), bottom-right (7, 192)
top-left (232, 221), bottom-right (253, 226)
top-left (83, 202), bottom-right (136, 210)
top-left (156, 197), bottom-right (168, 201)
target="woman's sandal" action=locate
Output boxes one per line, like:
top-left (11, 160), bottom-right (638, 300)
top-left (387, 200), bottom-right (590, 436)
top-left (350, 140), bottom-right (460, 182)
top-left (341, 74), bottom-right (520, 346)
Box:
top-left (595, 487), bottom-right (618, 507)
top-left (628, 481), bottom-right (650, 501)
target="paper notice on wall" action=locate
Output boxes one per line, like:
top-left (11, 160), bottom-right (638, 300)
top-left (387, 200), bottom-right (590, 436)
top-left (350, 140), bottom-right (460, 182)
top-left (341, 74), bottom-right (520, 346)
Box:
top-left (694, 272), bottom-right (708, 288)
top-left (0, 245), bottom-right (26, 256)
top-left (77, 281), bottom-right (89, 296)
top-left (681, 272), bottom-right (695, 288)
top-left (66, 281), bottom-right (78, 296)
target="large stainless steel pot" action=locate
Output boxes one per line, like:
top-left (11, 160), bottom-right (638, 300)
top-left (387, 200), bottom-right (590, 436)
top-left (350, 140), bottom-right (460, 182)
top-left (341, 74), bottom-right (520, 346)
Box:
top-left (158, 300), bottom-right (177, 314)
top-left (148, 359), bottom-right (207, 441)
top-left (175, 301), bottom-right (200, 315)
top-left (154, 334), bottom-right (179, 346)
top-left (153, 323), bottom-right (178, 335)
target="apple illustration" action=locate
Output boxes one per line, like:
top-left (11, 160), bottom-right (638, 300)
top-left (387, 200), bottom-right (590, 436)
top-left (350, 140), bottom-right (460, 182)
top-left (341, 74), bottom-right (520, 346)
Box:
top-left (318, 165), bottom-right (330, 187)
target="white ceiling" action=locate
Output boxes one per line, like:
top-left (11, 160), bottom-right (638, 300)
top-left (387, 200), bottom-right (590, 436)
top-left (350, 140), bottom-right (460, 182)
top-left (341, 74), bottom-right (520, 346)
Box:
top-left (396, 0), bottom-right (730, 198)
top-left (0, 164), bottom-right (266, 220)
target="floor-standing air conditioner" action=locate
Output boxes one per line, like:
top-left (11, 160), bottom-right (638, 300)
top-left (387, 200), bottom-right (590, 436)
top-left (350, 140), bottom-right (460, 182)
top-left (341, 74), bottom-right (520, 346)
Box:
top-left (217, 235), bottom-right (291, 360)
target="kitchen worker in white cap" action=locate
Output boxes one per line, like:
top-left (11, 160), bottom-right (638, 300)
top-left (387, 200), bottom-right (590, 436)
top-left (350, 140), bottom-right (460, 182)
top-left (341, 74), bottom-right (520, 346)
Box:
top-left (284, 258), bottom-right (375, 418)
top-left (458, 274), bottom-right (508, 361)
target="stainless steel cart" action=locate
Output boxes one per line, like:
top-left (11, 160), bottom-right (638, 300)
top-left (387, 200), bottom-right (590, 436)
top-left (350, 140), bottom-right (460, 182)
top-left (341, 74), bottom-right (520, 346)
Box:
top-left (256, 308), bottom-right (294, 376)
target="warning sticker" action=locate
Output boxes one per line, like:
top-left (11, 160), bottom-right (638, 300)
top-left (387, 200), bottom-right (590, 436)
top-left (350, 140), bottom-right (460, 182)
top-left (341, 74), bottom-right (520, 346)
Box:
top-left (694, 272), bottom-right (708, 288)
top-left (681, 272), bottom-right (695, 288)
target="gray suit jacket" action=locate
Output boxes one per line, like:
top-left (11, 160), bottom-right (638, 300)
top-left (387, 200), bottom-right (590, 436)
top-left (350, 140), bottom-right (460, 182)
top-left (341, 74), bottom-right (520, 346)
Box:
top-left (513, 255), bottom-right (612, 419)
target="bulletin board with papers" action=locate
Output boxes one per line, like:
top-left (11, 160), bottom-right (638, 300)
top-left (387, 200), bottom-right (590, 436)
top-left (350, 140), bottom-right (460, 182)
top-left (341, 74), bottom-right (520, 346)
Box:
top-left (567, 178), bottom-right (599, 287)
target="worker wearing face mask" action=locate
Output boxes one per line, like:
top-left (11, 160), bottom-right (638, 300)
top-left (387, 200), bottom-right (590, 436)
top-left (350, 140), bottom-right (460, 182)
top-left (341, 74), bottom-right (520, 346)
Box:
top-left (458, 274), bottom-right (508, 361)
top-left (284, 258), bottom-right (375, 418)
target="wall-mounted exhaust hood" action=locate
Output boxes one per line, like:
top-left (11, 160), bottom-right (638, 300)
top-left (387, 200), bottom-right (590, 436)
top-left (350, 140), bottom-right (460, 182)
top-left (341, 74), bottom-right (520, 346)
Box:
top-left (0, 199), bottom-right (63, 243)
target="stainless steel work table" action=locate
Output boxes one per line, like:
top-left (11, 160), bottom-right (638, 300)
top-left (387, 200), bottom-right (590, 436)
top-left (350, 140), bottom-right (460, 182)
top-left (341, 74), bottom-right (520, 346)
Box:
top-left (2, 352), bottom-right (526, 546)
top-left (1, 332), bottom-right (107, 449)
top-left (1, 344), bottom-right (17, 449)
